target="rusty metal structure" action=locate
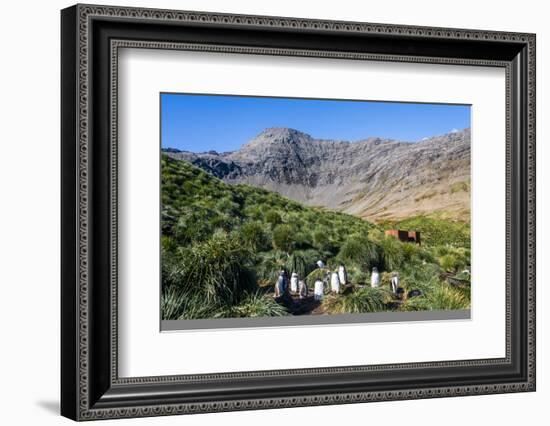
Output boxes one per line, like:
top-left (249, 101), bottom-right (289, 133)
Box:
top-left (385, 229), bottom-right (421, 245)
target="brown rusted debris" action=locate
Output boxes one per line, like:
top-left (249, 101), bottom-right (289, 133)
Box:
top-left (385, 229), bottom-right (421, 245)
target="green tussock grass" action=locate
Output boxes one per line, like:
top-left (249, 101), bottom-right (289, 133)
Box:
top-left (161, 156), bottom-right (471, 320)
top-left (323, 286), bottom-right (390, 314)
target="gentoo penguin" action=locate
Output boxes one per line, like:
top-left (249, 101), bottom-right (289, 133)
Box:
top-left (370, 267), bottom-right (380, 288)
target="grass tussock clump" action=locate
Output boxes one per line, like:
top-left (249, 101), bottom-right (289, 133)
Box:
top-left (228, 291), bottom-right (289, 318)
top-left (401, 284), bottom-right (470, 311)
top-left (162, 232), bottom-right (257, 319)
top-left (324, 286), bottom-right (389, 314)
top-left (338, 233), bottom-right (379, 270)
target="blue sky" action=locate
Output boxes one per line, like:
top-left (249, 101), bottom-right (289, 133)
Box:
top-left (161, 93), bottom-right (470, 153)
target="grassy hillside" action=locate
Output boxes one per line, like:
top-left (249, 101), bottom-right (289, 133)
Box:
top-left (161, 155), bottom-right (471, 320)
top-left (379, 215), bottom-right (470, 248)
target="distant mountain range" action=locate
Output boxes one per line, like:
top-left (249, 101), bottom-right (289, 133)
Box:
top-left (163, 127), bottom-right (471, 222)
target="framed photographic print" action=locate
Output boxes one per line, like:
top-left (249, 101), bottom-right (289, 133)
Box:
top-left (159, 94), bottom-right (473, 332)
top-left (61, 4), bottom-right (536, 421)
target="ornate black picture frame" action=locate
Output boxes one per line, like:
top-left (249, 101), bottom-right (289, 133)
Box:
top-left (61, 4), bottom-right (536, 421)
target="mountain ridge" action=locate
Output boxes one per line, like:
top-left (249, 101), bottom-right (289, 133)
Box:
top-left (164, 127), bottom-right (471, 222)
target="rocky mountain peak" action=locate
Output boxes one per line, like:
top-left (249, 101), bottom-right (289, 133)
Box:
top-left (241, 127), bottom-right (313, 150)
top-left (164, 127), bottom-right (471, 221)
top-left (258, 127), bottom-right (312, 140)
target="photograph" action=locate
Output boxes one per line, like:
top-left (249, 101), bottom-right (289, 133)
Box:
top-left (56, 3), bottom-right (536, 420)
top-left (160, 93), bottom-right (472, 323)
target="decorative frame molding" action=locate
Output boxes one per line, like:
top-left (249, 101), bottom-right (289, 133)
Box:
top-left (61, 4), bottom-right (536, 421)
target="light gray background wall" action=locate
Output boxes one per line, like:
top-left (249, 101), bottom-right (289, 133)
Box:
top-left (0, 0), bottom-right (546, 424)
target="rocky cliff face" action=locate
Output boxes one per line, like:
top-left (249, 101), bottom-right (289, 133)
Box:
top-left (165, 127), bottom-right (471, 222)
